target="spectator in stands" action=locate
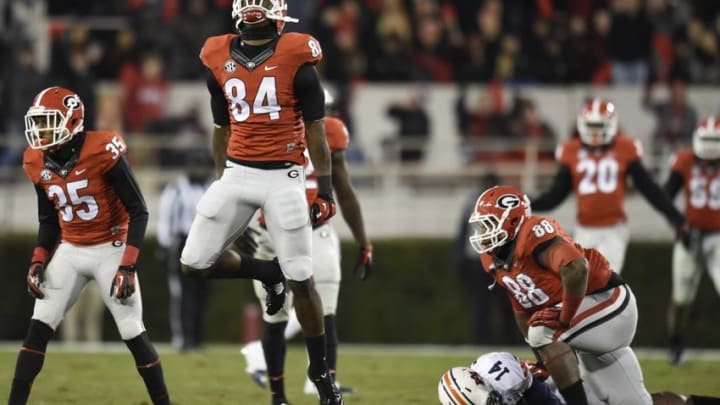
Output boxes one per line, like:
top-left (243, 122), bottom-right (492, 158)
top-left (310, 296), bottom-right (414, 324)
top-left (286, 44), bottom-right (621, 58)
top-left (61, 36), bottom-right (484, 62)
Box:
top-left (643, 77), bottom-right (698, 164)
top-left (54, 45), bottom-right (97, 130)
top-left (454, 172), bottom-right (523, 345)
top-left (507, 97), bottom-right (556, 141)
top-left (0, 44), bottom-right (47, 170)
top-left (366, 0), bottom-right (416, 81)
top-left (120, 50), bottom-right (169, 133)
top-left (169, 0), bottom-right (225, 80)
top-left (385, 89), bottom-right (430, 163)
top-left (607, 0), bottom-right (654, 84)
top-left (412, 16), bottom-right (455, 82)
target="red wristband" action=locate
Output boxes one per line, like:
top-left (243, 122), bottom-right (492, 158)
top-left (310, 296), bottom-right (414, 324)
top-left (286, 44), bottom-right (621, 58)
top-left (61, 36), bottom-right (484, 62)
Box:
top-left (31, 247), bottom-right (50, 265)
top-left (121, 245), bottom-right (140, 266)
top-left (560, 291), bottom-right (584, 324)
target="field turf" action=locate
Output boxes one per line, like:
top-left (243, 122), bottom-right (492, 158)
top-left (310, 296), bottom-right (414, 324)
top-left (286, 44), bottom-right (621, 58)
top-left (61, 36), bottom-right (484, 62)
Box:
top-left (1, 344), bottom-right (718, 404)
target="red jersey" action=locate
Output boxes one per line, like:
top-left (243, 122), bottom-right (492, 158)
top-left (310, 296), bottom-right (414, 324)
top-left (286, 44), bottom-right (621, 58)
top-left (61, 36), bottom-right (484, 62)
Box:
top-left (200, 32), bottom-right (323, 164)
top-left (23, 131), bottom-right (131, 245)
top-left (671, 148), bottom-right (720, 231)
top-left (480, 216), bottom-right (613, 314)
top-left (556, 133), bottom-right (642, 226)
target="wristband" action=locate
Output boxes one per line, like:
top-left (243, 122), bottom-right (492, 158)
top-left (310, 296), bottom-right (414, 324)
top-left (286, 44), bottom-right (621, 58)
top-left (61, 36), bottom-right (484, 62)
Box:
top-left (317, 175), bottom-right (333, 196)
top-left (560, 291), bottom-right (584, 324)
top-left (31, 246), bottom-right (50, 265)
top-left (121, 245), bottom-right (140, 267)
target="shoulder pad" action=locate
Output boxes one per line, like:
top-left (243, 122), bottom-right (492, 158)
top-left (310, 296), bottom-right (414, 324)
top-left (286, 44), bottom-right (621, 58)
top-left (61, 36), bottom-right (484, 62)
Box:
top-left (278, 33), bottom-right (323, 64)
top-left (325, 117), bottom-right (349, 152)
top-left (200, 34), bottom-right (235, 68)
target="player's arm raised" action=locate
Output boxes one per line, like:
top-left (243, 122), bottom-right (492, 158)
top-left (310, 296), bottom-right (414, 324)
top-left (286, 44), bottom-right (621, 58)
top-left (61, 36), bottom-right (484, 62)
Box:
top-left (27, 185), bottom-right (61, 299)
top-left (530, 164), bottom-right (572, 211)
top-left (332, 148), bottom-right (372, 279)
top-left (296, 63), bottom-right (335, 223)
top-left (106, 155), bottom-right (148, 299)
top-left (206, 68), bottom-right (230, 178)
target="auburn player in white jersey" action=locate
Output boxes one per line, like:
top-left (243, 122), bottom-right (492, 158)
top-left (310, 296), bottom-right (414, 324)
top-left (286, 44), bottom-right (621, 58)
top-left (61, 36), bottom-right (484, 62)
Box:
top-left (439, 352), bottom-right (715, 405)
top-left (179, 0), bottom-right (342, 403)
top-left (664, 117), bottom-right (720, 365)
top-left (8, 87), bottom-right (169, 405)
top-left (239, 96), bottom-right (372, 404)
top-left (532, 98), bottom-right (687, 273)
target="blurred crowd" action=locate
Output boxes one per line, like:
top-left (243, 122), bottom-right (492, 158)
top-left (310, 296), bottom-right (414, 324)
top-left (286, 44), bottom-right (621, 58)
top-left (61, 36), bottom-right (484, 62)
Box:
top-left (1, 0), bottom-right (719, 168)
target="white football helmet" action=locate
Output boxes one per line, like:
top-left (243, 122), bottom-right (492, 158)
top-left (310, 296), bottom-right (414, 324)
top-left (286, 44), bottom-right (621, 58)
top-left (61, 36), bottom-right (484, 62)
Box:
top-left (438, 367), bottom-right (503, 405)
top-left (576, 98), bottom-right (618, 147)
top-left (693, 116), bottom-right (720, 160)
top-left (24, 86), bottom-right (85, 150)
top-left (231, 0), bottom-right (298, 33)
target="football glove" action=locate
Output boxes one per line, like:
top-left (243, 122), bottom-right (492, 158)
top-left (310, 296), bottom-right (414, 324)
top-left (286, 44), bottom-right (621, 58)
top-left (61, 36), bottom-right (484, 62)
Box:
top-left (310, 194), bottom-right (336, 225)
top-left (234, 227), bottom-right (261, 257)
top-left (522, 360), bottom-right (551, 381)
top-left (110, 265), bottom-right (136, 299)
top-left (353, 244), bottom-right (373, 280)
top-left (528, 307), bottom-right (567, 330)
top-left (27, 262), bottom-right (46, 299)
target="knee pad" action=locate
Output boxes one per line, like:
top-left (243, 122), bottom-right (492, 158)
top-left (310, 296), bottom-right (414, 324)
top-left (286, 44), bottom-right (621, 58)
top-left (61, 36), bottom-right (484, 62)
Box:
top-left (116, 318), bottom-right (146, 340)
top-left (281, 256), bottom-right (313, 281)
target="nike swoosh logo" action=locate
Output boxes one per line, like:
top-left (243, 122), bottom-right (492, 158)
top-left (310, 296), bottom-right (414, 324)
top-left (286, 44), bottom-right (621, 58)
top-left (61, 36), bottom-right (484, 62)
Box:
top-left (75, 169), bottom-right (87, 175)
top-left (264, 66), bottom-right (278, 71)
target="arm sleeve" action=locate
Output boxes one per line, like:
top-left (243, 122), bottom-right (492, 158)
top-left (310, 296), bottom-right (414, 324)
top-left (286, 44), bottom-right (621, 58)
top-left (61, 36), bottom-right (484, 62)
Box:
top-left (34, 185), bottom-right (61, 252)
top-left (663, 171), bottom-right (684, 200)
top-left (206, 68), bottom-right (230, 126)
top-left (105, 156), bottom-right (149, 248)
top-left (531, 165), bottom-right (573, 211)
top-left (628, 160), bottom-right (685, 227)
top-left (293, 63), bottom-right (325, 122)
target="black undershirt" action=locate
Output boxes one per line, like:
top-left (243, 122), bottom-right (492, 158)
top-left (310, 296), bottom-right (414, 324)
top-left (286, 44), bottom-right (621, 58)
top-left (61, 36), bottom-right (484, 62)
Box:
top-left (34, 135), bottom-right (148, 252)
top-left (206, 36), bottom-right (325, 126)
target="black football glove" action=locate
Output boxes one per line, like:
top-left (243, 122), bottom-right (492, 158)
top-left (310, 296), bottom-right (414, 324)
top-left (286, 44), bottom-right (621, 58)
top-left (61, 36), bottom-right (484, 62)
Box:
top-left (235, 227), bottom-right (261, 256)
top-left (110, 265), bottom-right (136, 299)
top-left (676, 223), bottom-right (701, 251)
top-left (353, 244), bottom-right (373, 280)
top-left (27, 262), bottom-right (46, 299)
top-left (310, 193), bottom-right (337, 225)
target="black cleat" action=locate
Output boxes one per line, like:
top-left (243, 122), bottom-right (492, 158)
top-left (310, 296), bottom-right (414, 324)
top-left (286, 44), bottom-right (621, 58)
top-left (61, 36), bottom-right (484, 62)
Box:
top-left (262, 281), bottom-right (286, 315)
top-left (271, 395), bottom-right (290, 405)
top-left (310, 372), bottom-right (344, 405)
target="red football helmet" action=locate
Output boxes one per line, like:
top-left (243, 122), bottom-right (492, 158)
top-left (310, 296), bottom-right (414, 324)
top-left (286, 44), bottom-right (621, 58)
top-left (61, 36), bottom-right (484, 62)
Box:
top-left (693, 116), bottom-right (720, 160)
top-left (24, 86), bottom-right (85, 150)
top-left (468, 185), bottom-right (531, 254)
top-left (576, 98), bottom-right (618, 147)
top-left (231, 0), bottom-right (298, 34)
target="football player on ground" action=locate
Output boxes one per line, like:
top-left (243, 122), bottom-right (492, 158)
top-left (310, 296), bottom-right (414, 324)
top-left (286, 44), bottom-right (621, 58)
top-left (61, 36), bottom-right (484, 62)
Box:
top-left (663, 117), bottom-right (720, 365)
top-left (238, 91), bottom-right (372, 405)
top-left (469, 185), bottom-right (653, 404)
top-left (438, 351), bottom-right (719, 405)
top-left (8, 87), bottom-right (170, 405)
top-left (532, 98), bottom-right (687, 273)
top-left (179, 0), bottom-right (343, 403)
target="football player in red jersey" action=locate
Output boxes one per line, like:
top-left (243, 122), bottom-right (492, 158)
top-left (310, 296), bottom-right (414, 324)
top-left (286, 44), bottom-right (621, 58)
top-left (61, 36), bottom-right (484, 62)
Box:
top-left (179, 0), bottom-right (343, 403)
top-left (9, 87), bottom-right (169, 405)
top-left (663, 117), bottom-right (720, 365)
top-left (469, 185), bottom-right (653, 405)
top-left (532, 98), bottom-right (687, 274)
top-left (239, 90), bottom-right (372, 404)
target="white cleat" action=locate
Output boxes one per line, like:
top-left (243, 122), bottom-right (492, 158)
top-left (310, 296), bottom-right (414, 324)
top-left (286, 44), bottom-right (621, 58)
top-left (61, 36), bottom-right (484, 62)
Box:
top-left (241, 341), bottom-right (268, 388)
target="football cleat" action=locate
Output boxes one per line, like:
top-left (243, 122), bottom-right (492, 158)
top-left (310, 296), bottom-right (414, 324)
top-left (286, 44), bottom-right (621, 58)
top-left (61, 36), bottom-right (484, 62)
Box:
top-left (262, 280), bottom-right (286, 315)
top-left (303, 377), bottom-right (353, 396)
top-left (309, 372), bottom-right (344, 405)
top-left (669, 345), bottom-right (685, 367)
top-left (271, 395), bottom-right (290, 405)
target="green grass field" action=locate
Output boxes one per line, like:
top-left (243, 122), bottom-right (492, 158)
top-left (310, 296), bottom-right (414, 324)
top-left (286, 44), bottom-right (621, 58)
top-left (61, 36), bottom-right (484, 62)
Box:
top-left (0, 344), bottom-right (718, 404)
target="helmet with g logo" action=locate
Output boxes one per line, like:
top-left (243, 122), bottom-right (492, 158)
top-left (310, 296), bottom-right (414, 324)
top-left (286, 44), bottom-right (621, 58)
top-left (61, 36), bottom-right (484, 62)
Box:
top-left (468, 185), bottom-right (532, 254)
top-left (24, 86), bottom-right (85, 150)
